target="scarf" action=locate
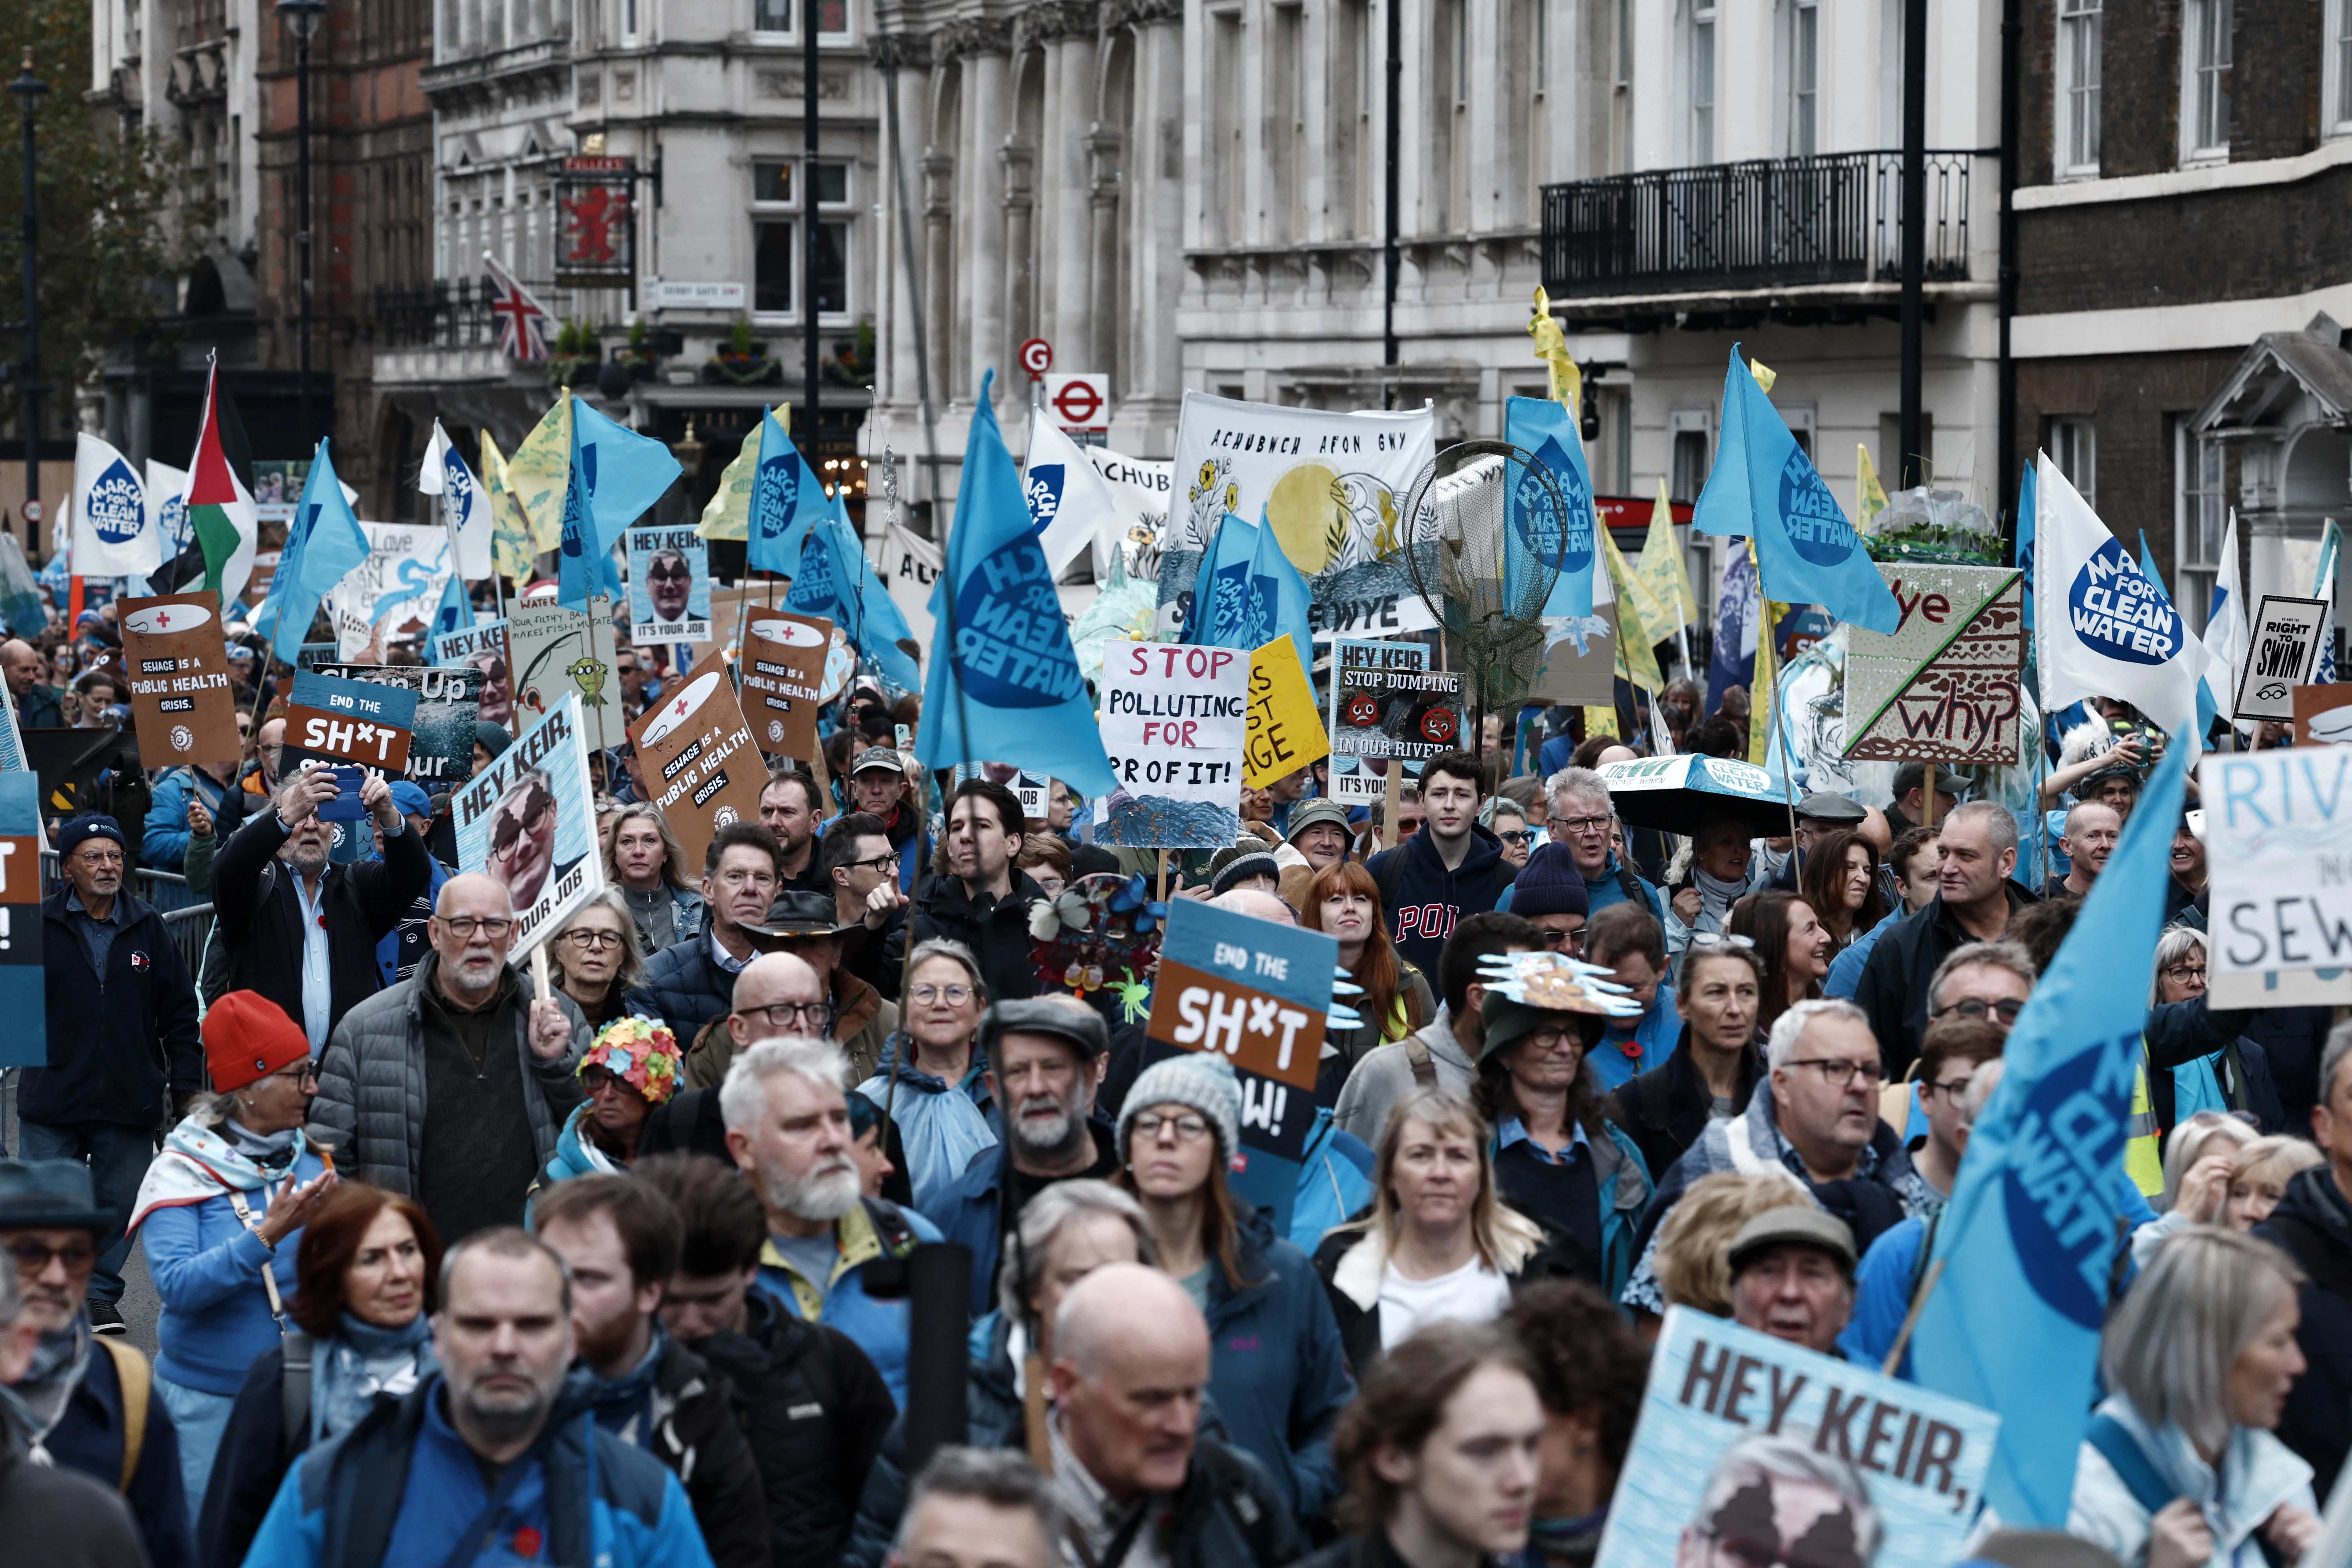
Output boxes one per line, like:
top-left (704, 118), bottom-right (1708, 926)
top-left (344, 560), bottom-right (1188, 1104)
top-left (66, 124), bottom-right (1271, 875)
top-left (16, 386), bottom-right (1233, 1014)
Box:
top-left (129, 1114), bottom-right (313, 1234)
top-left (0, 1320), bottom-right (92, 1459)
top-left (312, 1311), bottom-right (437, 1445)
top-left (588, 1323), bottom-right (669, 1447)
top-left (1526, 1508), bottom-right (1608, 1568)
top-left (1694, 867), bottom-right (1748, 927)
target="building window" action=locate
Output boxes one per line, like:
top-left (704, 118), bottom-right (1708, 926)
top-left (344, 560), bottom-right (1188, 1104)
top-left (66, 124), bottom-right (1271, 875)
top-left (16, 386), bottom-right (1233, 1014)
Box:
top-left (754, 221), bottom-right (795, 312)
top-left (753, 0), bottom-right (788, 31)
top-left (2326, 0), bottom-right (2352, 136)
top-left (2057, 0), bottom-right (2100, 174)
top-left (2051, 418), bottom-right (2096, 512)
top-left (2181, 0), bottom-right (2230, 162)
top-left (1670, 412), bottom-right (1711, 504)
top-left (749, 158), bottom-right (847, 316)
top-left (1684, 2), bottom-right (1717, 165)
top-left (751, 0), bottom-right (843, 36)
top-left (2176, 423), bottom-right (2227, 626)
top-left (1788, 0), bottom-right (1818, 156)
top-left (812, 221), bottom-right (848, 313)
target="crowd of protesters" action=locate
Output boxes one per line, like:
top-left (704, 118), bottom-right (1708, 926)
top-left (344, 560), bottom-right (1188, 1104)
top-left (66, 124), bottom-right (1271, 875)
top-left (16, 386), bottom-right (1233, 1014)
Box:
top-left (2, 612), bottom-right (2347, 1568)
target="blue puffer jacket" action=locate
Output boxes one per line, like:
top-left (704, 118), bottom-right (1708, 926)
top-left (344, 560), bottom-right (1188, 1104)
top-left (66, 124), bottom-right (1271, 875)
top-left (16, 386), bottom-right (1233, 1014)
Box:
top-left (624, 935), bottom-right (736, 1052)
top-left (238, 1372), bottom-right (712, 1568)
top-left (1289, 1111), bottom-right (1373, 1254)
top-left (1200, 1200), bottom-right (1356, 1526)
top-left (538, 1101), bottom-right (625, 1192)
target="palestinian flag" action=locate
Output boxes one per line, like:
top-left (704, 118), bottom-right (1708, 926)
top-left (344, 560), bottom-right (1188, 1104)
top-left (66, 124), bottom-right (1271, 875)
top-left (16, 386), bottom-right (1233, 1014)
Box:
top-left (153, 357), bottom-right (260, 603)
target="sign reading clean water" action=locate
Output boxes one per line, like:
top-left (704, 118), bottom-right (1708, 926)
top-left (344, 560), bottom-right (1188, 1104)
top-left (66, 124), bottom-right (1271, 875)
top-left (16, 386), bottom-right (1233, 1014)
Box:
top-left (2067, 538), bottom-right (2181, 666)
top-left (2204, 745), bottom-right (2352, 1007)
top-left (85, 458), bottom-right (146, 544)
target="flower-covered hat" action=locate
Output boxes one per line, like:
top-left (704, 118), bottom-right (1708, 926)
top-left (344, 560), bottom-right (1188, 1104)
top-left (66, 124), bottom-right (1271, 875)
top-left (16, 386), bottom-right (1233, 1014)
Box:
top-left (577, 1016), bottom-right (685, 1104)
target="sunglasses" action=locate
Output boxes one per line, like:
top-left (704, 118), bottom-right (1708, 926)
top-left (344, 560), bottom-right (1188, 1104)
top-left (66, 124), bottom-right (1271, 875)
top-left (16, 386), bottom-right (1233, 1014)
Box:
top-left (491, 783), bottom-right (555, 853)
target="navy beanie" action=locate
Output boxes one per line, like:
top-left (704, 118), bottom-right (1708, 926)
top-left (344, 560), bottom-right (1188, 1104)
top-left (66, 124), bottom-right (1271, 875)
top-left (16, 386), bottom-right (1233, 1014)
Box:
top-left (1510, 841), bottom-right (1590, 918)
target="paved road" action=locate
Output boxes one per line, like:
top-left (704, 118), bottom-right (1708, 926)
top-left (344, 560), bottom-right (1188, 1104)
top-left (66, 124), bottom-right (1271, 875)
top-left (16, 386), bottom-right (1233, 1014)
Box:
top-left (3, 1071), bottom-right (164, 1357)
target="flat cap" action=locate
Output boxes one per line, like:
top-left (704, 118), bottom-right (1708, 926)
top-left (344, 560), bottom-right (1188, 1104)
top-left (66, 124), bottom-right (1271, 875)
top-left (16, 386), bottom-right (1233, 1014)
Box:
top-left (1794, 791), bottom-right (1867, 825)
top-left (1726, 1205), bottom-right (1857, 1276)
top-left (978, 995), bottom-right (1108, 1061)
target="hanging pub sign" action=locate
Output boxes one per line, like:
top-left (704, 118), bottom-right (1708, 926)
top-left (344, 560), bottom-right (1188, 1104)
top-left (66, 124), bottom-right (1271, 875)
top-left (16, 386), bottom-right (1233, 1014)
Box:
top-left (555, 156), bottom-right (637, 289)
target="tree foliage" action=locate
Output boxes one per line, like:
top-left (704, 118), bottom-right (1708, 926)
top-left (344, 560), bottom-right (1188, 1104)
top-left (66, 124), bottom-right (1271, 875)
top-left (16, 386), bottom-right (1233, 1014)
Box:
top-left (0, 0), bottom-right (203, 432)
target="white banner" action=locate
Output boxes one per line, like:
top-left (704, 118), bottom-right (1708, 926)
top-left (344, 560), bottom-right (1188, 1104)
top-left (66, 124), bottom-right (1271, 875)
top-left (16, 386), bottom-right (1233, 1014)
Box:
top-left (328, 521), bottom-right (453, 658)
top-left (1156, 391), bottom-right (1436, 643)
top-left (874, 516), bottom-right (941, 657)
top-left (2203, 745), bottom-right (2352, 1006)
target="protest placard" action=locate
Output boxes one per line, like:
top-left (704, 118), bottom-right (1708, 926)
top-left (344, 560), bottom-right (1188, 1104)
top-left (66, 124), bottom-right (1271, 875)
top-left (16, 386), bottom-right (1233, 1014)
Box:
top-left (118, 593), bottom-right (242, 766)
top-left (452, 694), bottom-right (603, 957)
top-left (627, 525), bottom-right (712, 642)
top-left (285, 671), bottom-right (420, 775)
top-left (2234, 595), bottom-right (2330, 722)
top-left (1325, 638), bottom-right (1429, 804)
top-left (1143, 898), bottom-right (1335, 1236)
top-left (0, 773), bottom-right (42, 1068)
top-left (1245, 641), bottom-right (1328, 789)
top-left (876, 516), bottom-right (941, 656)
top-left (434, 618), bottom-right (514, 730)
top-left (312, 663), bottom-right (485, 785)
top-left (1843, 565), bottom-right (2028, 764)
top-left (1094, 640), bottom-right (1245, 848)
top-left (1530, 604), bottom-right (1622, 708)
top-left (739, 608), bottom-right (832, 760)
top-left (2203, 745), bottom-right (2352, 1006)
top-left (510, 594), bottom-right (622, 746)
top-left (629, 650), bottom-right (766, 872)
top-left (328, 520), bottom-right (452, 659)
top-left (2293, 684), bottom-right (2352, 745)
top-left (1595, 1308), bottom-right (1999, 1568)
top-left (1157, 392), bottom-right (1436, 642)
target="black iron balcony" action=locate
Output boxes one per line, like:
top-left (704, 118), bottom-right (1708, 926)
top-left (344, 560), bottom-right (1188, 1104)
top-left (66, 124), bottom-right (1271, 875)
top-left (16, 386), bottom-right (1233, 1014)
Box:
top-left (1539, 149), bottom-right (1976, 299)
top-left (372, 278), bottom-right (501, 348)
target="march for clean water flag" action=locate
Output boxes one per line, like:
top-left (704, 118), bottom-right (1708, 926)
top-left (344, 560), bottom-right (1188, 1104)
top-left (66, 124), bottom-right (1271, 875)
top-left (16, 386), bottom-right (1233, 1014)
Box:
top-left (1181, 513), bottom-right (1260, 651)
top-left (253, 440), bottom-right (371, 662)
top-left (72, 432), bottom-right (160, 576)
top-left (1691, 347), bottom-right (1900, 634)
top-left (1909, 740), bottom-right (2190, 1527)
top-left (418, 417), bottom-right (494, 581)
top-left (557, 397), bottom-right (683, 610)
top-left (1025, 416), bottom-right (1125, 578)
top-left (2034, 451), bottom-right (2209, 758)
top-left (747, 403), bottom-right (824, 575)
top-left (915, 370), bottom-right (1117, 795)
top-left (1502, 395), bottom-right (1596, 619)
top-left (786, 496), bottom-right (918, 693)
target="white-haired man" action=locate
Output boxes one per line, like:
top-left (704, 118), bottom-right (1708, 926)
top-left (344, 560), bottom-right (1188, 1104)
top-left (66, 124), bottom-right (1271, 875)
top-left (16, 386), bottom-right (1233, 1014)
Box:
top-left (720, 1034), bottom-right (940, 1406)
top-left (1620, 998), bottom-right (1934, 1319)
top-left (1531, 767), bottom-right (1668, 926)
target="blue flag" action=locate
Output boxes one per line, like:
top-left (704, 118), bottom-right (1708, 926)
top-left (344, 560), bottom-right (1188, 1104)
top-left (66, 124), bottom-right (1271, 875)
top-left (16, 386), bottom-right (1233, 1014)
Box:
top-left (785, 497), bottom-right (919, 694)
top-left (1244, 506), bottom-right (1318, 684)
top-left (1503, 396), bottom-right (1597, 618)
top-left (1910, 739), bottom-right (2191, 1526)
top-left (1182, 512), bottom-right (1261, 649)
top-left (1691, 348), bottom-right (1899, 633)
top-left (915, 370), bottom-right (1116, 795)
top-left (2016, 463), bottom-right (2037, 635)
top-left (2137, 530), bottom-right (2172, 605)
top-left (425, 569), bottom-right (471, 663)
top-left (558, 398), bottom-right (683, 610)
top-left (748, 407), bottom-right (825, 577)
top-left (253, 440), bottom-right (371, 661)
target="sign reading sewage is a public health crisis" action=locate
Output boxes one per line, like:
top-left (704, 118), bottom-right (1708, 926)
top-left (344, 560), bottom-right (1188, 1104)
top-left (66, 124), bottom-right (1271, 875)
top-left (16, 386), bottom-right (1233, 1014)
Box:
top-left (628, 650), bottom-right (767, 875)
top-left (1094, 640), bottom-right (1246, 849)
top-left (118, 593), bottom-right (243, 767)
top-left (1594, 1308), bottom-right (1999, 1568)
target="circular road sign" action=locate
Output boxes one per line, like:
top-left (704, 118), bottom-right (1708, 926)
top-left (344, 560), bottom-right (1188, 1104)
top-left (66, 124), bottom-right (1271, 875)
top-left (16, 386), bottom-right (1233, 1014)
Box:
top-left (1019, 337), bottom-right (1053, 378)
top-left (1051, 378), bottom-right (1104, 427)
top-left (21, 500), bottom-right (42, 525)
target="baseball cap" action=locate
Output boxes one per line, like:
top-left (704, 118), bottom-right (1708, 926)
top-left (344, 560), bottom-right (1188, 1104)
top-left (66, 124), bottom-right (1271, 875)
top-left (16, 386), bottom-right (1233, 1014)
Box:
top-left (849, 746), bottom-right (904, 777)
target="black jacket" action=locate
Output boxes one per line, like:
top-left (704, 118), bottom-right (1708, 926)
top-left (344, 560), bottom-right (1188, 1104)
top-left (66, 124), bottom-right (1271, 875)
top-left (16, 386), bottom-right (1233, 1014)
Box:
top-left (25, 885), bottom-right (204, 1128)
top-left (1363, 824), bottom-right (1515, 980)
top-left (47, 1337), bottom-right (193, 1568)
top-left (620, 1334), bottom-right (769, 1568)
top-left (689, 1290), bottom-right (894, 1568)
top-left (197, 1340), bottom-right (301, 1568)
top-left (841, 905), bottom-right (908, 1004)
top-left (2141, 995), bottom-right (2283, 1133)
top-left (1603, 1027), bottom-right (1764, 1186)
top-left (910, 871), bottom-right (1047, 1004)
top-left (2256, 1165), bottom-right (2352, 1499)
top-left (0, 1422), bottom-right (147, 1568)
top-left (209, 804), bottom-right (432, 1036)
top-left (623, 933), bottom-right (737, 1049)
top-left (1849, 882), bottom-right (2039, 1078)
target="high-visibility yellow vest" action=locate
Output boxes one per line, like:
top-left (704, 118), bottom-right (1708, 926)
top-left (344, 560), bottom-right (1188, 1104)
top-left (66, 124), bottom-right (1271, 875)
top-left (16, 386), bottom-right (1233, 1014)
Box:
top-left (2125, 1046), bottom-right (2163, 1196)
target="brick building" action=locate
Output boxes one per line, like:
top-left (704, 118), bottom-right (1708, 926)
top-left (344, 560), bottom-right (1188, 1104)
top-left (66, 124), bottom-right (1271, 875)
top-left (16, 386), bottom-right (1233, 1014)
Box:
top-left (2012, 0), bottom-right (2352, 622)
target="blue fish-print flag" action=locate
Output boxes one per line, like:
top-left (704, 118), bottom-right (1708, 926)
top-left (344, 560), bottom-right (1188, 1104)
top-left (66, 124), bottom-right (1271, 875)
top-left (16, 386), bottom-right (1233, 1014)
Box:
top-left (1691, 348), bottom-right (1899, 633)
top-left (1911, 740), bottom-right (2190, 1525)
top-left (914, 371), bottom-right (1116, 795)
top-left (2016, 461), bottom-right (2037, 635)
top-left (253, 440), bottom-right (371, 661)
top-left (557, 398), bottom-right (682, 610)
top-left (1503, 395), bottom-right (1596, 619)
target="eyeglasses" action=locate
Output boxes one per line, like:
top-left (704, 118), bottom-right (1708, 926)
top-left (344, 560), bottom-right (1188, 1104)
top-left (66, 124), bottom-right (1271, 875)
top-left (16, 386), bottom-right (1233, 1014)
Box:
top-left (1687, 932), bottom-right (1759, 952)
top-left (1931, 997), bottom-right (2025, 1025)
top-left (580, 1066), bottom-right (628, 1093)
top-left (564, 927), bottom-right (628, 949)
top-left (910, 983), bottom-right (974, 1006)
top-left (845, 851), bottom-right (902, 874)
top-left (437, 915), bottom-right (516, 940)
top-left (8, 1239), bottom-right (95, 1273)
top-left (1927, 1076), bottom-right (1977, 1100)
top-left (1538, 926), bottom-right (1586, 954)
top-left (490, 782), bottom-right (555, 853)
top-left (1495, 828), bottom-right (1534, 847)
top-left (270, 1061), bottom-right (321, 1088)
top-left (736, 1000), bottom-right (839, 1034)
top-left (1520, 1026), bottom-right (1580, 1053)
top-left (1131, 1111), bottom-right (1211, 1142)
top-left (1554, 814), bottom-right (1612, 837)
top-left (2162, 964), bottom-right (2207, 985)
top-left (1784, 1058), bottom-right (1887, 1089)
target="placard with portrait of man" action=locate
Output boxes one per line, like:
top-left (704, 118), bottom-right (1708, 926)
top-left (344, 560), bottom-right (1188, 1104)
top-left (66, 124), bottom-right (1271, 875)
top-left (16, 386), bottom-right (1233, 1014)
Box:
top-left (627, 525), bottom-right (711, 642)
top-left (451, 692), bottom-right (604, 955)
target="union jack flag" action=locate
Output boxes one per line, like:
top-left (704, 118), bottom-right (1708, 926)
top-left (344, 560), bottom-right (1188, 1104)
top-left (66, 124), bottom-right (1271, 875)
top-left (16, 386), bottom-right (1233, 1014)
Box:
top-left (482, 251), bottom-right (553, 362)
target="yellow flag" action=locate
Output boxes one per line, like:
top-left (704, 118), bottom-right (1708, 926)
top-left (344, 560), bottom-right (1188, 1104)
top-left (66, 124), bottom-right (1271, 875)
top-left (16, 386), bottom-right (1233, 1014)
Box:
top-left (1632, 477), bottom-right (1702, 632)
top-left (482, 431), bottom-right (535, 590)
top-left (1857, 443), bottom-right (1889, 530)
top-left (1746, 541), bottom-right (1795, 768)
top-left (1528, 287), bottom-right (1583, 415)
top-left (697, 406), bottom-right (791, 542)
top-left (1583, 703), bottom-right (1618, 738)
top-left (1749, 357), bottom-right (1777, 394)
top-left (503, 394), bottom-right (573, 554)
top-left (1602, 526), bottom-right (1665, 694)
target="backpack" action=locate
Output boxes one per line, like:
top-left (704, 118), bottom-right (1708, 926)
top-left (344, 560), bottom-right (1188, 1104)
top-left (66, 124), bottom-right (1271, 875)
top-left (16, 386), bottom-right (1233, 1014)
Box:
top-left (96, 1337), bottom-right (151, 1493)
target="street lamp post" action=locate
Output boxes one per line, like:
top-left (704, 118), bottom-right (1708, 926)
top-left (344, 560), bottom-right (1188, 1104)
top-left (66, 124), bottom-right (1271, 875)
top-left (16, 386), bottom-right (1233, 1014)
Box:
top-left (277, 0), bottom-right (326, 450)
top-left (9, 50), bottom-right (47, 556)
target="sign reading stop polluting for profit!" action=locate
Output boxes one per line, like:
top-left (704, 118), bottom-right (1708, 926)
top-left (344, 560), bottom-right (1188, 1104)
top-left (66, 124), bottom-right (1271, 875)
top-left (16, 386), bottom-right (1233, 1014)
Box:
top-left (1019, 337), bottom-right (1053, 379)
top-left (1045, 373), bottom-right (1111, 435)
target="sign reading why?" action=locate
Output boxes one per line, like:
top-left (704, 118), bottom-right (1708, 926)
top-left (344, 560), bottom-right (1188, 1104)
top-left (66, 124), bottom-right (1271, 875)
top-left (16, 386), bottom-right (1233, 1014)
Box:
top-left (119, 593), bottom-right (243, 766)
top-left (286, 670), bottom-right (421, 775)
top-left (1095, 641), bottom-right (1245, 849)
top-left (1144, 898), bottom-right (1336, 1237)
top-left (2203, 746), bottom-right (2352, 1007)
top-left (1595, 1308), bottom-right (1999, 1568)
top-left (628, 651), bottom-right (767, 873)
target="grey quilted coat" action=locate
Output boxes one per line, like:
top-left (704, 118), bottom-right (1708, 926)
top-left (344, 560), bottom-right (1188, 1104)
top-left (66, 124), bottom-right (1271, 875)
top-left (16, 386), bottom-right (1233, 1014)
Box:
top-left (304, 951), bottom-right (592, 1196)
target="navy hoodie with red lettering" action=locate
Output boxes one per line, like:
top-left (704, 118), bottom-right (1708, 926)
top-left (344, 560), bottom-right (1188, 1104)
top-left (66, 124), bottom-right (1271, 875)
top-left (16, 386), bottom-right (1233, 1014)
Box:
top-left (1364, 823), bottom-right (1514, 978)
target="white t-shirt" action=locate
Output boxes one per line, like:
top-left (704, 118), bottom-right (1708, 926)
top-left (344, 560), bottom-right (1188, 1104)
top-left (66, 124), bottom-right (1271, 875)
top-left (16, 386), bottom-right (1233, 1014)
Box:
top-left (1376, 1255), bottom-right (1514, 1349)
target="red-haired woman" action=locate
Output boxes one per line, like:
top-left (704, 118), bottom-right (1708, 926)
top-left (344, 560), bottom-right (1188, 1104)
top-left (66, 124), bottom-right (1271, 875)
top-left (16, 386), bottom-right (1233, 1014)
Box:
top-left (195, 1182), bottom-right (443, 1568)
top-left (1301, 860), bottom-right (1435, 1106)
